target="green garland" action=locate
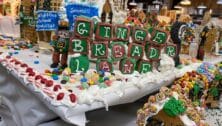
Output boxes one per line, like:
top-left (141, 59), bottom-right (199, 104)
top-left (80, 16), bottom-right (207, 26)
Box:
top-left (215, 74), bottom-right (222, 81)
top-left (209, 87), bottom-right (219, 97)
top-left (193, 83), bottom-right (201, 96)
top-left (163, 97), bottom-right (186, 117)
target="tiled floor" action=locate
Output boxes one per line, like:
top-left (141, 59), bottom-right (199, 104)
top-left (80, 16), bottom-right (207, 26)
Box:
top-left (205, 96), bottom-right (222, 126)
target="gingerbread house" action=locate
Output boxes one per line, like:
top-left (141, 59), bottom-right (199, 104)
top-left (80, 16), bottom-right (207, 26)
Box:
top-left (137, 87), bottom-right (208, 126)
top-left (101, 0), bottom-right (128, 24)
top-left (38, 0), bottom-right (63, 11)
top-left (205, 70), bottom-right (222, 108)
top-left (20, 0), bottom-right (37, 43)
top-left (2, 0), bottom-right (20, 16)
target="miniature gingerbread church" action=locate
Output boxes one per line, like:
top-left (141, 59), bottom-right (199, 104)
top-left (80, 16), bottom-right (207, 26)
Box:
top-left (101, 0), bottom-right (128, 24)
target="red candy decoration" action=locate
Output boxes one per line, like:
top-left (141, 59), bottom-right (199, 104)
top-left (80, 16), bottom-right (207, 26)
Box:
top-left (29, 72), bottom-right (35, 76)
top-left (53, 85), bottom-right (62, 92)
top-left (6, 56), bottom-right (11, 59)
top-left (35, 75), bottom-right (42, 80)
top-left (21, 64), bottom-right (28, 68)
top-left (46, 80), bottom-right (53, 87)
top-left (69, 94), bottom-right (76, 103)
top-left (41, 78), bottom-right (47, 84)
top-left (10, 59), bottom-right (16, 63)
top-left (15, 61), bottom-right (21, 65)
top-left (57, 93), bottom-right (65, 100)
top-left (26, 68), bottom-right (33, 73)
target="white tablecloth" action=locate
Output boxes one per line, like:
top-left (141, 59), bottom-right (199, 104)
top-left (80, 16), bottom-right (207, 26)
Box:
top-left (0, 64), bottom-right (74, 126)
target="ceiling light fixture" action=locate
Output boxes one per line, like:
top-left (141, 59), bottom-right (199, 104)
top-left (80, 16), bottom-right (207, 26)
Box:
top-left (197, 3), bottom-right (207, 9)
top-left (217, 0), bottom-right (222, 4)
top-left (174, 5), bottom-right (182, 9)
top-left (180, 0), bottom-right (191, 6)
top-left (129, 0), bottom-right (137, 6)
top-left (152, 0), bottom-right (163, 5)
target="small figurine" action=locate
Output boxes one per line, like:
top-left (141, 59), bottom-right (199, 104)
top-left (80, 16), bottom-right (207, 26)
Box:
top-left (170, 21), bottom-right (188, 66)
top-left (50, 21), bottom-right (70, 69)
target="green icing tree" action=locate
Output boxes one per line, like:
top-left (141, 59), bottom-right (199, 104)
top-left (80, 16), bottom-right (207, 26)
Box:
top-left (163, 97), bottom-right (186, 117)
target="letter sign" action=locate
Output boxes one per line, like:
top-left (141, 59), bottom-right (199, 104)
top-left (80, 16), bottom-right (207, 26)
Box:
top-left (95, 23), bottom-right (113, 41)
top-left (128, 43), bottom-right (144, 60)
top-left (119, 58), bottom-right (136, 74)
top-left (136, 60), bottom-right (152, 74)
top-left (91, 42), bottom-right (108, 58)
top-left (74, 18), bottom-right (94, 39)
top-left (114, 25), bottom-right (130, 41)
top-left (71, 38), bottom-right (89, 54)
top-left (110, 42), bottom-right (126, 61)
top-left (69, 55), bottom-right (89, 73)
top-left (132, 27), bottom-right (148, 44)
top-left (146, 46), bottom-right (161, 61)
top-left (96, 60), bottom-right (113, 72)
top-left (165, 44), bottom-right (177, 58)
top-left (151, 29), bottom-right (168, 45)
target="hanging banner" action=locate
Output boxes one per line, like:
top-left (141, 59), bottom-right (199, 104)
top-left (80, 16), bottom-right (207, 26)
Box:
top-left (66, 3), bottom-right (98, 30)
top-left (36, 11), bottom-right (59, 31)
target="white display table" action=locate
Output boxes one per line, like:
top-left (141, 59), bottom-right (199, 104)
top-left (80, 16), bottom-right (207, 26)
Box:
top-left (0, 48), bottom-right (222, 126)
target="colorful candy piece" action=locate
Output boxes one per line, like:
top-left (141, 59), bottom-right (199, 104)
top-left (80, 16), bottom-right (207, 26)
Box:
top-left (61, 80), bottom-right (67, 84)
top-left (34, 60), bottom-right (39, 64)
top-left (69, 93), bottom-right (77, 103)
top-left (53, 85), bottom-right (62, 92)
top-left (57, 93), bottom-right (65, 100)
top-left (88, 79), bottom-right (95, 85)
top-left (105, 80), bottom-right (112, 86)
top-left (81, 77), bottom-right (88, 83)
top-left (82, 82), bottom-right (89, 89)
top-left (98, 83), bottom-right (107, 88)
top-left (46, 80), bottom-right (54, 87)
top-left (52, 75), bottom-right (59, 80)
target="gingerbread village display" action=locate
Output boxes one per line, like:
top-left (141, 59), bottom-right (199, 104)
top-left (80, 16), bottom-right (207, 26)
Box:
top-left (0, 1), bottom-right (222, 126)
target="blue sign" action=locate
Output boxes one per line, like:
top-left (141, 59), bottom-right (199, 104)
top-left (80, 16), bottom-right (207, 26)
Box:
top-left (36, 11), bottom-right (59, 31)
top-left (66, 4), bottom-right (98, 30)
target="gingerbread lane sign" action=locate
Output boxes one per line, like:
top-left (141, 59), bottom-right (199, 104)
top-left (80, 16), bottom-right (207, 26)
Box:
top-left (70, 17), bottom-right (170, 74)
